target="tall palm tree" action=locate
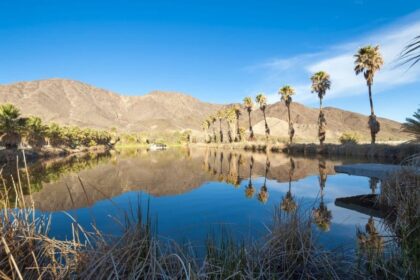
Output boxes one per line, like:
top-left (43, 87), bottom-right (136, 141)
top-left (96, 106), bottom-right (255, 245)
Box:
top-left (354, 45), bottom-right (384, 144)
top-left (279, 85), bottom-right (296, 144)
top-left (400, 35), bottom-right (420, 68)
top-left (256, 93), bottom-right (270, 138)
top-left (225, 107), bottom-right (236, 143)
top-left (233, 104), bottom-right (242, 142)
top-left (243, 97), bottom-right (254, 140)
top-left (0, 104), bottom-right (26, 148)
top-left (210, 115), bottom-right (217, 143)
top-left (402, 108), bottom-right (420, 142)
top-left (201, 119), bottom-right (211, 143)
top-left (216, 110), bottom-right (224, 143)
top-left (311, 71), bottom-right (331, 146)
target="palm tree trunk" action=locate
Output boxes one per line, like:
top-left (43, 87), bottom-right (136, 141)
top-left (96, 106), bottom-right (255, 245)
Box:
top-left (287, 105), bottom-right (292, 144)
top-left (319, 98), bottom-right (324, 146)
top-left (219, 120), bottom-right (223, 143)
top-left (227, 121), bottom-right (232, 143)
top-left (263, 109), bottom-right (269, 137)
top-left (236, 116), bottom-right (241, 142)
top-left (248, 111), bottom-right (254, 140)
top-left (368, 84), bottom-right (375, 115)
top-left (368, 83), bottom-right (379, 144)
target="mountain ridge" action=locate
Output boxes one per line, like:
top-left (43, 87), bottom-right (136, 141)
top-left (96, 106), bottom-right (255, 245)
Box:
top-left (0, 78), bottom-right (408, 141)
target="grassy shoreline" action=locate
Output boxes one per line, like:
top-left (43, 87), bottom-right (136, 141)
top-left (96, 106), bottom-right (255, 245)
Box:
top-left (192, 142), bottom-right (420, 162)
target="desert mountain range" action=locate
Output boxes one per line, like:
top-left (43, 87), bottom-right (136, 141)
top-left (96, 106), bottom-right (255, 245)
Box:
top-left (0, 78), bottom-right (408, 141)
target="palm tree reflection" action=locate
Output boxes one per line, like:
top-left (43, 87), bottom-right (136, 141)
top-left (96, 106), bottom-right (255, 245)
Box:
top-left (369, 177), bottom-right (379, 194)
top-left (245, 156), bottom-right (255, 199)
top-left (257, 156), bottom-right (270, 204)
top-left (281, 158), bottom-right (297, 212)
top-left (218, 152), bottom-right (224, 182)
top-left (312, 159), bottom-right (332, 231)
top-left (212, 151), bottom-right (217, 175)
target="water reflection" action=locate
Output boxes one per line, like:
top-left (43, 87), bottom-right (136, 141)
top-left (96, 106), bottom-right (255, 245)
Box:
top-left (281, 158), bottom-right (297, 213)
top-left (11, 148), bottom-right (355, 211)
top-left (245, 156), bottom-right (255, 199)
top-left (312, 159), bottom-right (332, 231)
top-left (0, 147), bottom-right (397, 252)
top-left (257, 157), bottom-right (270, 204)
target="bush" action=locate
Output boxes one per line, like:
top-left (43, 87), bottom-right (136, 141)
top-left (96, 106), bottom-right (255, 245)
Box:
top-left (339, 132), bottom-right (360, 144)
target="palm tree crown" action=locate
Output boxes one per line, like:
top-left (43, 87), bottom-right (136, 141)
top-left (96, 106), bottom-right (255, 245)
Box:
top-left (279, 85), bottom-right (295, 106)
top-left (255, 93), bottom-right (267, 110)
top-left (402, 108), bottom-right (420, 142)
top-left (311, 71), bottom-right (331, 103)
top-left (400, 35), bottom-right (420, 68)
top-left (0, 103), bottom-right (23, 133)
top-left (354, 45), bottom-right (383, 86)
top-left (243, 97), bottom-right (254, 112)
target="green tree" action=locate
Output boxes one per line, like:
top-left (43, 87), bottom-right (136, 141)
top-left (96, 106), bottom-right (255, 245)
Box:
top-left (311, 71), bottom-right (331, 146)
top-left (46, 123), bottom-right (64, 147)
top-left (256, 93), bottom-right (270, 138)
top-left (26, 116), bottom-right (47, 148)
top-left (279, 85), bottom-right (296, 144)
top-left (0, 104), bottom-right (25, 148)
top-left (402, 108), bottom-right (420, 142)
top-left (354, 45), bottom-right (384, 144)
top-left (243, 97), bottom-right (254, 140)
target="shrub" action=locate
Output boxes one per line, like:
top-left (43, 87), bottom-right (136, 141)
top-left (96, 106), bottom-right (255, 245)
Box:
top-left (339, 132), bottom-right (360, 144)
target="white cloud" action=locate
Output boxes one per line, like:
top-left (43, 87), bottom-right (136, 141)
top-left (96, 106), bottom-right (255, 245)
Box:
top-left (251, 12), bottom-right (420, 105)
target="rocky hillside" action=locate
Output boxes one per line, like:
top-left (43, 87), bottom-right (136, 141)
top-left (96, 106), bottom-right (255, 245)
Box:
top-left (0, 78), bottom-right (408, 141)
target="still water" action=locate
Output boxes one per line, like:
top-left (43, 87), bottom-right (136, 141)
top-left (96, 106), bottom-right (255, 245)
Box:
top-left (20, 147), bottom-right (387, 249)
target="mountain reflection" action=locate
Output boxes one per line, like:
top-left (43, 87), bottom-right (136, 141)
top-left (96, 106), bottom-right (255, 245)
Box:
top-left (17, 147), bottom-right (347, 211)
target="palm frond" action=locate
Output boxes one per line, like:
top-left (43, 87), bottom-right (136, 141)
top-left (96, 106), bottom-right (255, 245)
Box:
top-left (400, 35), bottom-right (420, 68)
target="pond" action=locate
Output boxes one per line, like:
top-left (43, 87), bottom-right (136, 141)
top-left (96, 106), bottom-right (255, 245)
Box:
top-left (10, 147), bottom-right (389, 251)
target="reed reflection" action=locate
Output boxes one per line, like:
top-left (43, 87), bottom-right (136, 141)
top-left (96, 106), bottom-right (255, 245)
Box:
top-left (357, 217), bottom-right (384, 257)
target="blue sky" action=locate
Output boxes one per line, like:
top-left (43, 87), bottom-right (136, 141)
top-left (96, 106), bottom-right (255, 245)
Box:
top-left (0, 0), bottom-right (419, 122)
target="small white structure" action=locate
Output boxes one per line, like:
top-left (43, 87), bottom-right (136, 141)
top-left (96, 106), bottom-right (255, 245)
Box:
top-left (148, 143), bottom-right (167, 151)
